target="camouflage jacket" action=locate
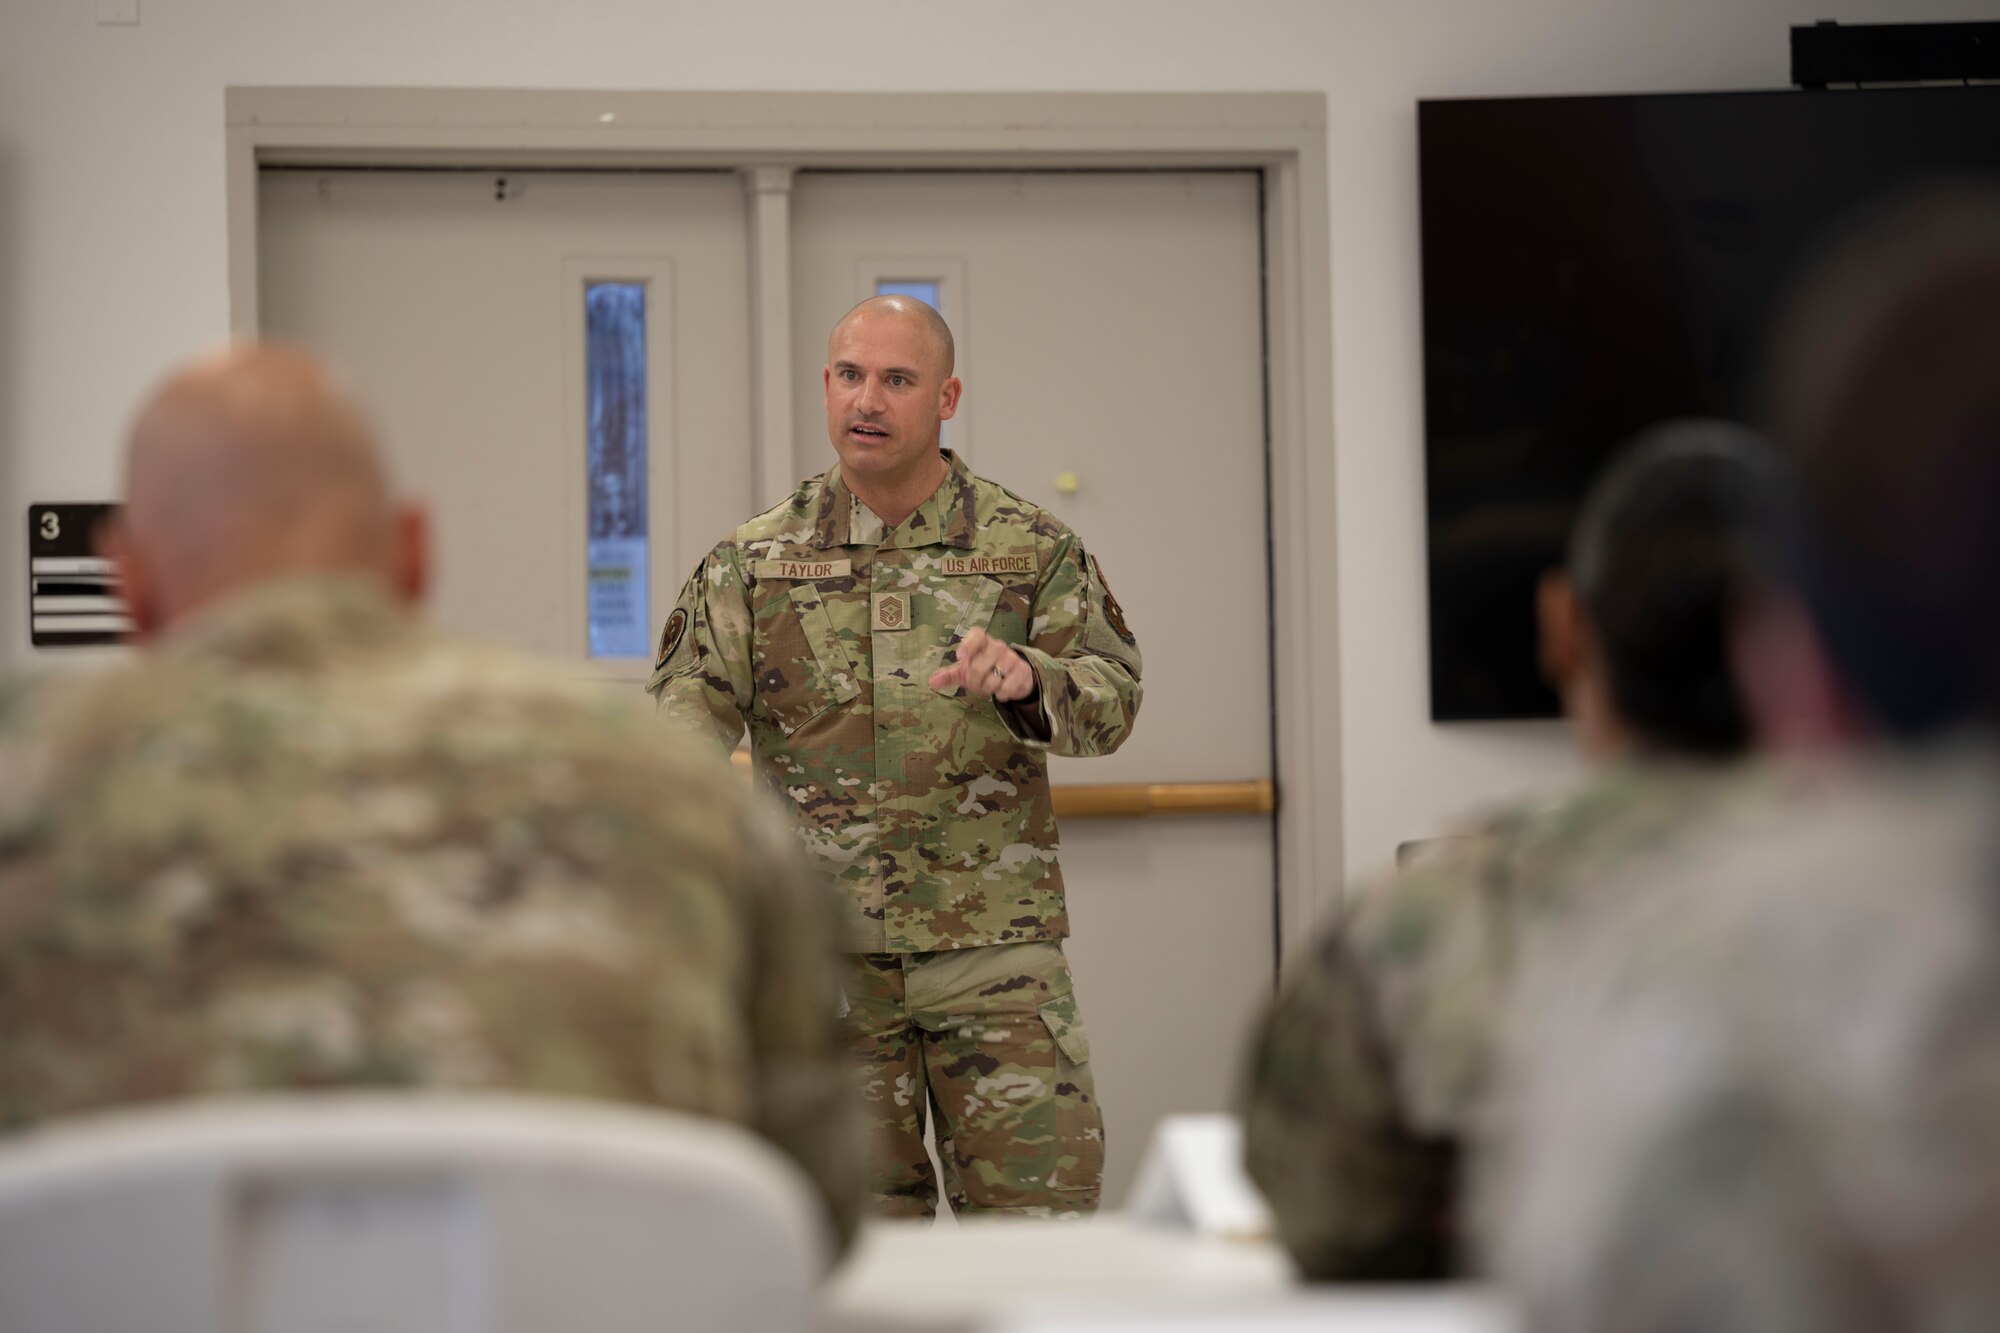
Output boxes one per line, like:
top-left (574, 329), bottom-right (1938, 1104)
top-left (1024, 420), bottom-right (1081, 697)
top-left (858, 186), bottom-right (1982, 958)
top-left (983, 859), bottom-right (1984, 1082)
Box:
top-left (647, 451), bottom-right (1143, 953)
top-left (1481, 747), bottom-right (2000, 1333)
top-left (0, 575), bottom-right (859, 1247)
top-left (1240, 759), bottom-right (1773, 1281)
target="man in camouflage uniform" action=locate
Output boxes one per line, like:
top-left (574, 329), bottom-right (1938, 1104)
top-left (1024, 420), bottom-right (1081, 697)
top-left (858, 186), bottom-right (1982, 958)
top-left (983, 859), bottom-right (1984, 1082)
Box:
top-left (649, 295), bottom-right (1142, 1216)
top-left (1240, 422), bottom-right (1789, 1278)
top-left (0, 345), bottom-right (859, 1246)
top-left (1481, 192), bottom-right (2000, 1332)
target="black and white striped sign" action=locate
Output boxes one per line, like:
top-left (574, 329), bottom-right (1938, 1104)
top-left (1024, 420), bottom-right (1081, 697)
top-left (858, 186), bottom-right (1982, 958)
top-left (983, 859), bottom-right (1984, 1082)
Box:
top-left (28, 504), bottom-right (129, 647)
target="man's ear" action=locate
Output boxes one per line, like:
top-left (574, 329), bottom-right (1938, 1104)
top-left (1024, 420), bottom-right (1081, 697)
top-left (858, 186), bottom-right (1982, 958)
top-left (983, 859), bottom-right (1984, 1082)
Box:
top-left (96, 516), bottom-right (162, 643)
top-left (389, 502), bottom-right (430, 606)
top-left (1536, 568), bottom-right (1586, 692)
top-left (937, 375), bottom-right (962, 422)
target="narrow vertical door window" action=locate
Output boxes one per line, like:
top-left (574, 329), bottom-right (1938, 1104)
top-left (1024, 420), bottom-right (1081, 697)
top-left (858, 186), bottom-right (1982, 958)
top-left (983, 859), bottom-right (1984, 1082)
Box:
top-left (875, 279), bottom-right (941, 310)
top-left (585, 282), bottom-right (651, 658)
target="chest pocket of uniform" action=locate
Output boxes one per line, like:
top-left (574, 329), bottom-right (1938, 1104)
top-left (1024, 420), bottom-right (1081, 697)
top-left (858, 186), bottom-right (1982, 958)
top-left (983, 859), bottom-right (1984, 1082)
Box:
top-left (929, 574), bottom-right (1007, 708)
top-left (752, 583), bottom-right (861, 736)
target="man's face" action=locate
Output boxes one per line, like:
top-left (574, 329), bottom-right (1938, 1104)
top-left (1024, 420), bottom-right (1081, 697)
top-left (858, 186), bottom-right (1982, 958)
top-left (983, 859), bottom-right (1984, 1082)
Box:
top-left (823, 310), bottom-right (961, 488)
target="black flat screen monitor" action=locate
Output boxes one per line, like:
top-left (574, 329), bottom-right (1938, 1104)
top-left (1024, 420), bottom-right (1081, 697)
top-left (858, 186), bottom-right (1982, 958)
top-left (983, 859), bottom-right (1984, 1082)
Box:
top-left (1420, 85), bottom-right (2000, 721)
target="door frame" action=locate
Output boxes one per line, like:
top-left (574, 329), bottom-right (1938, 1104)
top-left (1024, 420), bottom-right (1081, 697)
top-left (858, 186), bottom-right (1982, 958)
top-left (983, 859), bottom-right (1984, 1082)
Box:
top-left (224, 88), bottom-right (1342, 966)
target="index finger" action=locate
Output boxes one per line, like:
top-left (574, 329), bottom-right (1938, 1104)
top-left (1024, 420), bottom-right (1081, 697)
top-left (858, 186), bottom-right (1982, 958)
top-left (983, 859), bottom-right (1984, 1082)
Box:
top-left (955, 627), bottom-right (993, 661)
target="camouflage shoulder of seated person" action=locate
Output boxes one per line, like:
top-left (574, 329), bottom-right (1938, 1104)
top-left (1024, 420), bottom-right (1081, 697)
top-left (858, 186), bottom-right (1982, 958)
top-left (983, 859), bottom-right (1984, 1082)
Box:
top-left (1242, 760), bottom-right (1780, 1279)
top-left (1482, 751), bottom-right (2000, 1333)
top-left (0, 574), bottom-right (859, 1247)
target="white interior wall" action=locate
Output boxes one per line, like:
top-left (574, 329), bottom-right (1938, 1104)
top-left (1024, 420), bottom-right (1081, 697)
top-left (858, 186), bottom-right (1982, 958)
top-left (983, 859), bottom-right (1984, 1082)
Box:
top-left (3, 0), bottom-right (1989, 887)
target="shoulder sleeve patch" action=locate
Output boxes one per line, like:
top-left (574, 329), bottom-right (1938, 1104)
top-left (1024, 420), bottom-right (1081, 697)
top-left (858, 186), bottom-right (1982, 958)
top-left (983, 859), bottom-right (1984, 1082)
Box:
top-left (1091, 555), bottom-right (1136, 647)
top-left (654, 606), bottom-right (690, 671)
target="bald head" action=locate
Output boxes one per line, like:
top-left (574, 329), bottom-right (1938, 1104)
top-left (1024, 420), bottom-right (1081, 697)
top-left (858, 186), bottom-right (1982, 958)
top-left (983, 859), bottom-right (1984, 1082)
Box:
top-left (831, 295), bottom-right (955, 379)
top-left (112, 343), bottom-right (421, 635)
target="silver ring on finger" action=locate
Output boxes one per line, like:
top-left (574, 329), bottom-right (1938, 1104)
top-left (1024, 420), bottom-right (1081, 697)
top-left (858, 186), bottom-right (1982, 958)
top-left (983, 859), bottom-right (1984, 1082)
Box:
top-left (990, 663), bottom-right (1008, 683)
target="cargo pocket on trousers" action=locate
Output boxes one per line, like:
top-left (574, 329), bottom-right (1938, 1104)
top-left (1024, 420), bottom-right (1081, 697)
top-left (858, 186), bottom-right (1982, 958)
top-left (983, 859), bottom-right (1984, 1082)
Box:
top-left (1037, 992), bottom-right (1104, 1195)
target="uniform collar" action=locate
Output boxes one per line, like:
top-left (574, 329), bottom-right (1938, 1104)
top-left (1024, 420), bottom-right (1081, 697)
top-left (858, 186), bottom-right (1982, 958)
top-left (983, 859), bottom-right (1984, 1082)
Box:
top-left (810, 469), bottom-right (855, 549)
top-left (937, 450), bottom-right (981, 549)
top-left (158, 573), bottom-right (419, 671)
top-left (813, 450), bottom-right (978, 551)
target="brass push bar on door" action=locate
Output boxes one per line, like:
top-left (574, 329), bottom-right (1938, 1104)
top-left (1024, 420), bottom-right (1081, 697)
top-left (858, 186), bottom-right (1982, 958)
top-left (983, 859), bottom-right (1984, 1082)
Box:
top-left (728, 750), bottom-right (1273, 819)
top-left (1048, 780), bottom-right (1274, 819)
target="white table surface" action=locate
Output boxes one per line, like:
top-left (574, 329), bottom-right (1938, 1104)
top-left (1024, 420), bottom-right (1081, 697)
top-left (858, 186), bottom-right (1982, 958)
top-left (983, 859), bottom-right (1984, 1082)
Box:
top-left (819, 1216), bottom-right (1514, 1333)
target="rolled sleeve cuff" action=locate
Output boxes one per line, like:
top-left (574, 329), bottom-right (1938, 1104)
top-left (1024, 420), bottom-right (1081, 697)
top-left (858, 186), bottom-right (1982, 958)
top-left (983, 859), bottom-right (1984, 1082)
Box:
top-left (997, 645), bottom-right (1063, 748)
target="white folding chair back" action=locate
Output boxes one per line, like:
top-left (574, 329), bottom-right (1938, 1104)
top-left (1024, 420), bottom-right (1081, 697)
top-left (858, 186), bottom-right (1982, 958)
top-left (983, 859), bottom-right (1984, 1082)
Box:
top-left (0, 1094), bottom-right (829, 1333)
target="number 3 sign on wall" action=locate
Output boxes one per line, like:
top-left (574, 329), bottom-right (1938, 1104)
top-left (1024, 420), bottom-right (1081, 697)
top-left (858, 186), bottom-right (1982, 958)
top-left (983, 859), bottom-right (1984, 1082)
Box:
top-left (26, 503), bottom-right (129, 648)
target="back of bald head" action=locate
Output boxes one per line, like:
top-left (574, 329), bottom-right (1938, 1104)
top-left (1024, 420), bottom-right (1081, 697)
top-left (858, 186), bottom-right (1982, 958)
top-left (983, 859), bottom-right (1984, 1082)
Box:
top-left (832, 295), bottom-right (956, 377)
top-left (118, 343), bottom-right (402, 629)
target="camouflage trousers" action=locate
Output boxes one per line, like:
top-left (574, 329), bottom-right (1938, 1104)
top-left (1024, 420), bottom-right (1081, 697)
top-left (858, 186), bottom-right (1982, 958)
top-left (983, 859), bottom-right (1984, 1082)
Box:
top-left (844, 939), bottom-right (1103, 1218)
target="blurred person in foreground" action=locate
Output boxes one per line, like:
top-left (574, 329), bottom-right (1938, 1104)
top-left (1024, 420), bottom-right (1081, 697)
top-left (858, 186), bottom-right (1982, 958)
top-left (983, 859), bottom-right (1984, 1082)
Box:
top-left (1481, 188), bottom-right (2000, 1333)
top-left (1240, 420), bottom-right (1791, 1279)
top-left (0, 344), bottom-right (859, 1246)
